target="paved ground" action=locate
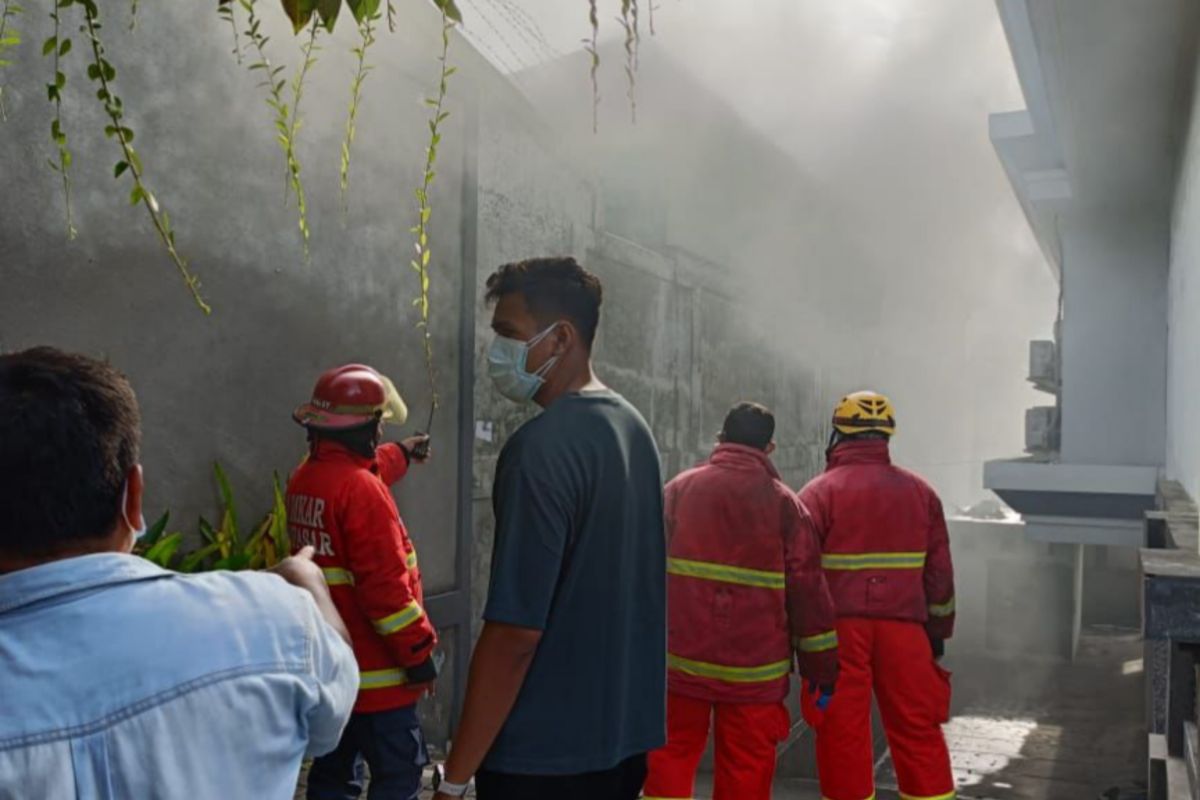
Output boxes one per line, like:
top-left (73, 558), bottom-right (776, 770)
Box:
top-left (298, 628), bottom-right (1146, 800)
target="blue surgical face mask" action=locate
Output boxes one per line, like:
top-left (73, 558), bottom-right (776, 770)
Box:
top-left (120, 478), bottom-right (147, 541)
top-left (488, 324), bottom-right (560, 404)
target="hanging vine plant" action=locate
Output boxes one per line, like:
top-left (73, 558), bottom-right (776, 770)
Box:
top-left (8, 0), bottom-right (647, 427)
top-left (0, 0), bottom-right (23, 121)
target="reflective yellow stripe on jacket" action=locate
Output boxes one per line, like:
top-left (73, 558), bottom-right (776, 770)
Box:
top-left (322, 567), bottom-right (354, 587)
top-left (667, 653), bottom-right (791, 683)
top-left (667, 557), bottom-right (785, 590)
top-left (371, 600), bottom-right (425, 636)
top-left (406, 550), bottom-right (418, 571)
top-left (929, 598), bottom-right (956, 617)
top-left (899, 791), bottom-right (955, 800)
top-left (821, 551), bottom-right (926, 571)
top-left (795, 629), bottom-right (838, 653)
top-left (360, 668), bottom-right (408, 691)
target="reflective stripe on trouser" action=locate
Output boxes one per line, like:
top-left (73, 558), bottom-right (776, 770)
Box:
top-left (667, 557), bottom-right (785, 589)
top-left (814, 618), bottom-right (953, 800)
top-left (667, 654), bottom-right (790, 683)
top-left (645, 692), bottom-right (789, 800)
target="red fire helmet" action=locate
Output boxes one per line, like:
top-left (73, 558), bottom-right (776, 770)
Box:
top-left (293, 363), bottom-right (407, 430)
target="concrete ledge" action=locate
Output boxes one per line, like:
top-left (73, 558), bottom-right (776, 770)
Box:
top-left (1025, 514), bottom-right (1145, 547)
top-left (985, 459), bottom-right (1159, 495)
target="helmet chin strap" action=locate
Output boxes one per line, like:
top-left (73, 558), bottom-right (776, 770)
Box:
top-left (825, 429), bottom-right (843, 459)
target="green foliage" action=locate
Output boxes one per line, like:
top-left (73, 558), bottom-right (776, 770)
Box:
top-left (279, 0), bottom-right (459, 33)
top-left (44, 0), bottom-right (76, 239)
top-left (619, 0), bottom-right (638, 124)
top-left (10, 0), bottom-right (638, 319)
top-left (339, 10), bottom-right (378, 214)
top-left (0, 0), bottom-right (23, 121)
top-left (217, 0), bottom-right (241, 65)
top-left (285, 21), bottom-right (320, 257)
top-left (239, 0), bottom-right (314, 260)
top-left (79, 0), bottom-right (209, 313)
top-left (409, 7), bottom-right (455, 427)
top-left (134, 466), bottom-right (291, 573)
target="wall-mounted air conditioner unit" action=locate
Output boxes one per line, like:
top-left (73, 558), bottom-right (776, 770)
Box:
top-left (1028, 340), bottom-right (1059, 395)
top-left (1025, 406), bottom-right (1060, 454)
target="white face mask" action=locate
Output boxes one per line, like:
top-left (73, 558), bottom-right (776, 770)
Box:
top-left (487, 324), bottom-right (561, 404)
top-left (120, 478), bottom-right (147, 540)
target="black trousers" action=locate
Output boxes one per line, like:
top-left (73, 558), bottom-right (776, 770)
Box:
top-left (307, 705), bottom-right (429, 800)
top-left (475, 753), bottom-right (648, 800)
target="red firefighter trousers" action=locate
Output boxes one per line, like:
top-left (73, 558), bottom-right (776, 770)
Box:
top-left (804, 617), bottom-right (954, 800)
top-left (645, 692), bottom-right (790, 800)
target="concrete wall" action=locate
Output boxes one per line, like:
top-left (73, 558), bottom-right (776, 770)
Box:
top-left (0, 2), bottom-right (546, 741)
top-left (1168, 62), bottom-right (1200, 500)
top-left (0, 1), bottom-right (476, 594)
top-left (1058, 215), bottom-right (1169, 467)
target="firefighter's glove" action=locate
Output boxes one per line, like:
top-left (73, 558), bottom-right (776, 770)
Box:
top-left (928, 633), bottom-right (946, 661)
top-left (806, 679), bottom-right (835, 712)
top-left (399, 434), bottom-right (432, 464)
top-left (405, 654), bottom-right (440, 684)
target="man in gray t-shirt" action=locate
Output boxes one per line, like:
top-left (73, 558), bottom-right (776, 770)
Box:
top-left (435, 257), bottom-right (666, 800)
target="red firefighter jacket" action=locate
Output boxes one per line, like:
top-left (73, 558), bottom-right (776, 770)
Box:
top-left (665, 444), bottom-right (840, 704)
top-left (798, 439), bottom-right (956, 640)
top-left (287, 440), bottom-right (438, 713)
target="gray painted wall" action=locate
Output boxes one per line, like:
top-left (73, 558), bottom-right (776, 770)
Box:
top-left (1058, 214), bottom-right (1168, 467)
top-left (1168, 57), bottom-right (1200, 503)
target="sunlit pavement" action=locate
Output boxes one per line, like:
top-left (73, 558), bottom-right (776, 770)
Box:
top-left (878, 628), bottom-right (1145, 800)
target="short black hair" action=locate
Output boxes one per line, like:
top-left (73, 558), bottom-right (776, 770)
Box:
top-left (0, 347), bottom-right (141, 557)
top-left (485, 257), bottom-right (604, 347)
top-left (721, 402), bottom-right (775, 450)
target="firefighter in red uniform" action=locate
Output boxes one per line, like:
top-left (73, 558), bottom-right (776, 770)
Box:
top-left (644, 402), bottom-right (840, 800)
top-left (799, 391), bottom-right (956, 800)
top-left (289, 364), bottom-right (440, 800)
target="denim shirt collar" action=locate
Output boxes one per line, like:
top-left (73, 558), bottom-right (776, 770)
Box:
top-left (0, 552), bottom-right (171, 615)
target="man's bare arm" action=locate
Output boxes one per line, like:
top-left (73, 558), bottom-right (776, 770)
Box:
top-left (440, 621), bottom-right (543, 786)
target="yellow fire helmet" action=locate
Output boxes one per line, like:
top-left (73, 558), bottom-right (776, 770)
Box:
top-left (832, 391), bottom-right (896, 436)
top-left (378, 373), bottom-right (409, 427)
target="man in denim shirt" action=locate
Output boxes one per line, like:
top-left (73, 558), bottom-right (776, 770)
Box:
top-left (0, 347), bottom-right (359, 800)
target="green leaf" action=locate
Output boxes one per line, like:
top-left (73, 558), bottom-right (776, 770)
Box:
top-left (213, 461), bottom-right (239, 539)
top-left (42, 36), bottom-right (57, 56)
top-left (59, 38), bottom-right (71, 56)
top-left (142, 510), bottom-right (171, 547)
top-left (316, 0), bottom-right (340, 31)
top-left (180, 541), bottom-right (221, 573)
top-left (143, 532), bottom-right (184, 568)
top-left (280, 0), bottom-right (319, 33)
top-left (431, 0), bottom-right (461, 23)
top-left (129, 185), bottom-right (145, 206)
top-left (114, 160), bottom-right (128, 178)
top-left (346, 0), bottom-right (379, 23)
